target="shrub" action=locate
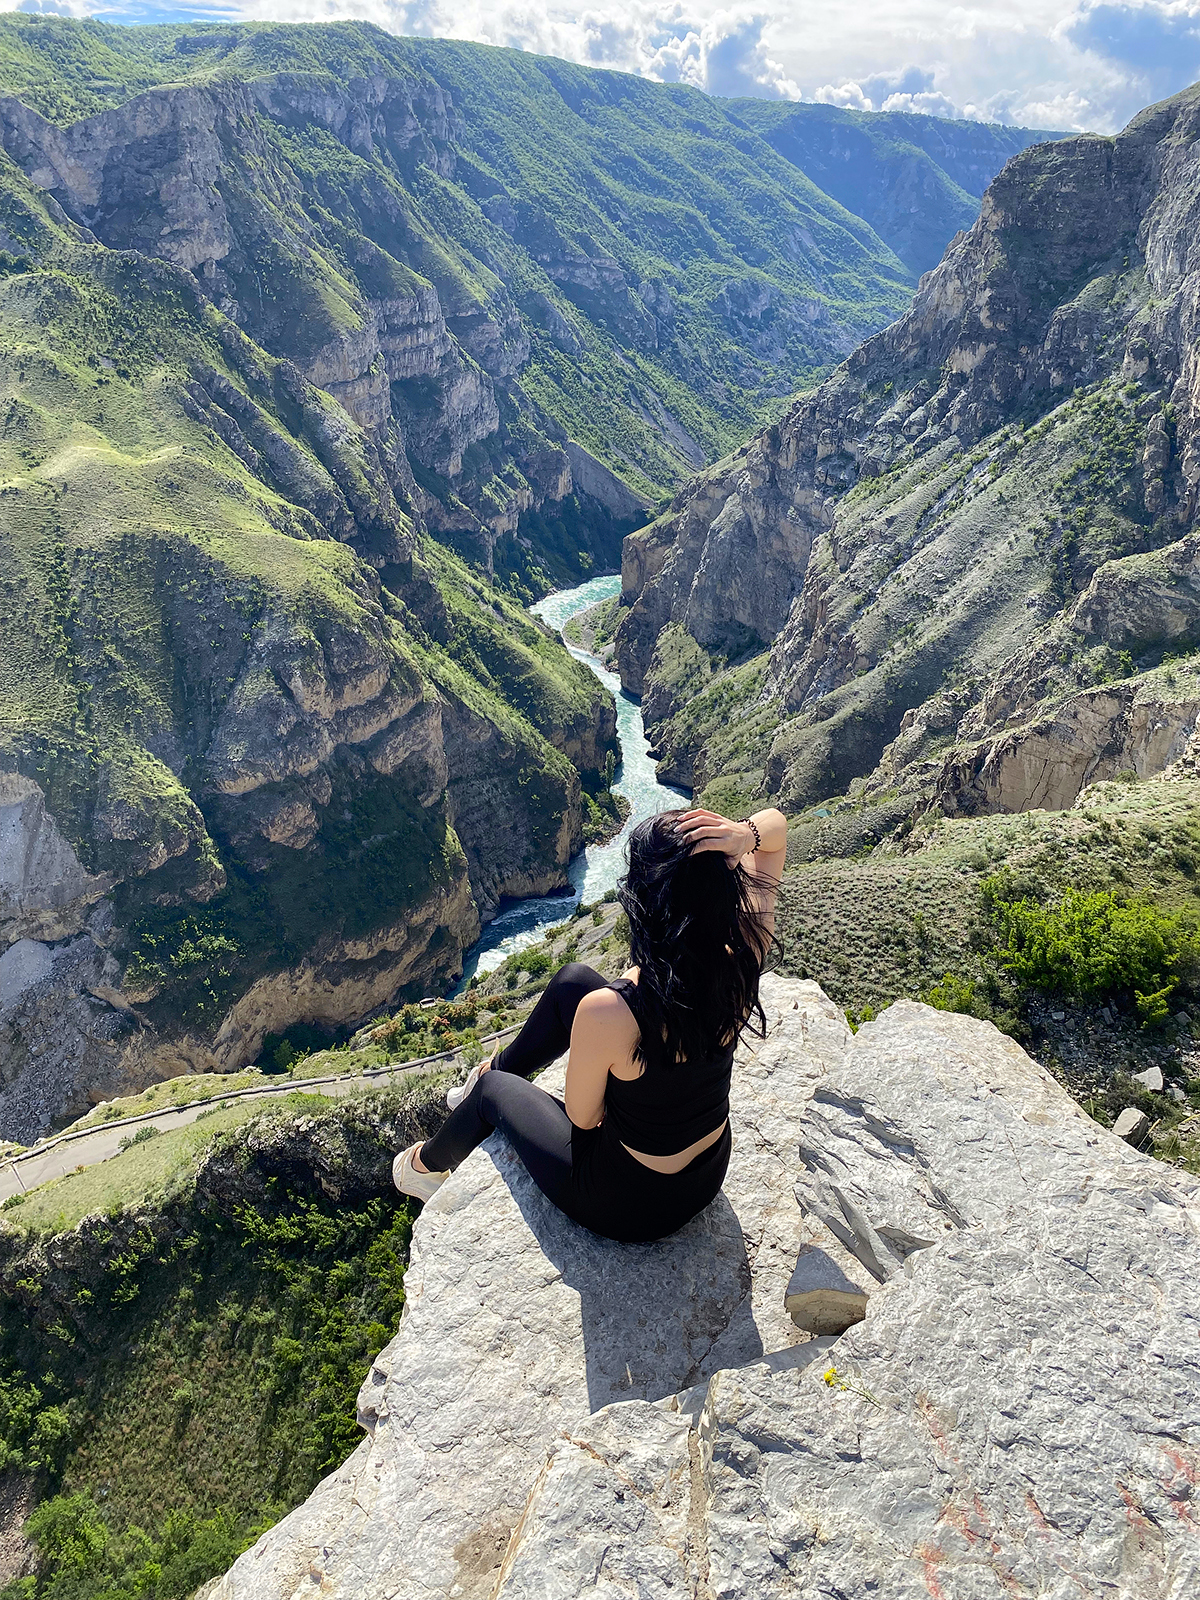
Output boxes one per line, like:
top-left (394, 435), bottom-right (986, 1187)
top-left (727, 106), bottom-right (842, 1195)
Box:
top-left (25, 1493), bottom-right (107, 1581)
top-left (116, 1126), bottom-right (161, 1154)
top-left (982, 878), bottom-right (1199, 1025)
top-left (922, 974), bottom-right (979, 1015)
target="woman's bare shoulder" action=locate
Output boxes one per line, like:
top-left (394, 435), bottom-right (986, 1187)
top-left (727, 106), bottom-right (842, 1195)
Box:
top-left (575, 983), bottom-right (639, 1033)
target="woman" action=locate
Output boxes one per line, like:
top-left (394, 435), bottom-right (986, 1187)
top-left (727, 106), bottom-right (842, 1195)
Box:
top-left (393, 806), bottom-right (787, 1243)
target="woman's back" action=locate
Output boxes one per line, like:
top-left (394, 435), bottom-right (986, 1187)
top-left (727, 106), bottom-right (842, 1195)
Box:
top-left (601, 975), bottom-right (734, 1157)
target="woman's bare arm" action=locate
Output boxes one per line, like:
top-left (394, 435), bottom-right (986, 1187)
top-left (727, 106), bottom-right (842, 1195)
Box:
top-left (675, 806), bottom-right (787, 944)
top-left (739, 808), bottom-right (787, 941)
top-left (563, 987), bottom-right (640, 1128)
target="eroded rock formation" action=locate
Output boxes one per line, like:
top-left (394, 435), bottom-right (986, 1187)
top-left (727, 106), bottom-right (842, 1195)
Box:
top-left (210, 975), bottom-right (1200, 1599)
top-left (617, 84), bottom-right (1200, 818)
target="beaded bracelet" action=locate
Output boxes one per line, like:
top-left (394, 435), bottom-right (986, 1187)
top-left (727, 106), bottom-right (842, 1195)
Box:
top-left (742, 817), bottom-right (761, 853)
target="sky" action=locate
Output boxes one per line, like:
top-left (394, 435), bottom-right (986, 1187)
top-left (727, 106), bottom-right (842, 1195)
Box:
top-left (9, 0), bottom-right (1200, 132)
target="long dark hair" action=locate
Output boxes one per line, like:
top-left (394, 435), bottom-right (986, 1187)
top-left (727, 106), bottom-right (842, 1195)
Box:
top-left (617, 809), bottom-right (771, 1070)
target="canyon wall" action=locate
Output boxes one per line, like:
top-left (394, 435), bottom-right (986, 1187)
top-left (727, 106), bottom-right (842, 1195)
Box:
top-left (617, 85), bottom-right (1200, 822)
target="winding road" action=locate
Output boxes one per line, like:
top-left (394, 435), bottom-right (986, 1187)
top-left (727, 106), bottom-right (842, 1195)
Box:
top-left (0, 1027), bottom-right (519, 1205)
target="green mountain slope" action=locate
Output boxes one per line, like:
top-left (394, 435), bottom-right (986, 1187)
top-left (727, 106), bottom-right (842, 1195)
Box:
top-left (0, 15), bottom-right (1054, 535)
top-left (730, 100), bottom-right (1061, 275)
top-left (0, 154), bottom-right (615, 1141)
top-left (0, 16), bottom-right (1057, 1138)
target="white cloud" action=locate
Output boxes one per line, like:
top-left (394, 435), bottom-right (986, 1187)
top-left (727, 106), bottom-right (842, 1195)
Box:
top-left (14, 0), bottom-right (97, 13)
top-left (813, 80), bottom-right (874, 110)
top-left (14, 0), bottom-right (1200, 134)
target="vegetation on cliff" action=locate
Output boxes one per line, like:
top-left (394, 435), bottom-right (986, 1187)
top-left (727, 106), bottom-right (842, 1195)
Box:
top-left (614, 90), bottom-right (1200, 841)
top-left (0, 1083), bottom-right (446, 1600)
top-left (0, 14), bottom-right (1050, 506)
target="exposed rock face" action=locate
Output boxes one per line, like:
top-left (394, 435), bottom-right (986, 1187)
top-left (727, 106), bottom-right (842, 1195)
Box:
top-left (871, 528), bottom-right (1200, 817)
top-left (616, 428), bottom-right (817, 696)
top-left (615, 85), bottom-right (1200, 816)
top-left (0, 774), bottom-right (113, 946)
top-left (0, 919), bottom-right (136, 1143)
top-left (926, 681), bottom-right (1200, 815)
top-left (211, 976), bottom-right (1200, 1599)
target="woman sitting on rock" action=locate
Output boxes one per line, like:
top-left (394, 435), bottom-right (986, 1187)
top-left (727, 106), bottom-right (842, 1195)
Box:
top-left (393, 806), bottom-right (786, 1243)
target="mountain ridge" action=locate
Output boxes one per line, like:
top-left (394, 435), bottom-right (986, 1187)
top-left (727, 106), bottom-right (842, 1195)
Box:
top-left (0, 16), bottom-right (1055, 1139)
top-left (615, 83), bottom-right (1200, 833)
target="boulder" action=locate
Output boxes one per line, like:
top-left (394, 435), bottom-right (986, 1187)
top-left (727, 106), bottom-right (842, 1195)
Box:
top-left (1114, 1105), bottom-right (1152, 1143)
top-left (213, 981), bottom-right (1200, 1600)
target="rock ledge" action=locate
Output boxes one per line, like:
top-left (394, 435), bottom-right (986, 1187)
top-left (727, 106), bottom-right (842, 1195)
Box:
top-left (213, 977), bottom-right (1200, 1600)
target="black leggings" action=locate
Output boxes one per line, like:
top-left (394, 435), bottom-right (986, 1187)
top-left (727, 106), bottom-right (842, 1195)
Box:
top-left (419, 963), bottom-right (731, 1244)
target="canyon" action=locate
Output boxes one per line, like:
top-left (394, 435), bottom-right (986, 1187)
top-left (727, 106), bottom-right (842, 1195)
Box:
top-left (616, 82), bottom-right (1200, 841)
top-left (0, 16), bottom-right (1047, 1140)
top-left (2, 28), bottom-right (1200, 1599)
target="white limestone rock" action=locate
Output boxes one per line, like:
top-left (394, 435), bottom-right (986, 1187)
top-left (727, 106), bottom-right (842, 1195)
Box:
top-left (210, 975), bottom-right (851, 1600)
top-left (686, 1001), bottom-right (1200, 1597)
top-left (492, 1396), bottom-right (696, 1599)
top-left (1114, 1104), bottom-right (1152, 1143)
top-left (502, 999), bottom-right (1200, 1598)
top-left (212, 985), bottom-right (1200, 1599)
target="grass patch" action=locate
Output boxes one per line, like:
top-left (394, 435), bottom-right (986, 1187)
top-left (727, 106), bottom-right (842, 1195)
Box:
top-left (6, 1101), bottom-right (273, 1236)
top-left (775, 777), bottom-right (1200, 1034)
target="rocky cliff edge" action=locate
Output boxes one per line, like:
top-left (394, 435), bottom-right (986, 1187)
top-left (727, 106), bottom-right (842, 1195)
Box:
top-left (209, 974), bottom-right (1200, 1600)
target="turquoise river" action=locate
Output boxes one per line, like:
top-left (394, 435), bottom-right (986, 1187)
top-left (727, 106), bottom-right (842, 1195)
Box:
top-left (455, 574), bottom-right (688, 985)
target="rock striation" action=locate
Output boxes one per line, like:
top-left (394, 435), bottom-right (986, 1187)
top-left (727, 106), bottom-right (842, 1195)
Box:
top-left (211, 975), bottom-right (1200, 1599)
top-left (616, 83), bottom-right (1200, 820)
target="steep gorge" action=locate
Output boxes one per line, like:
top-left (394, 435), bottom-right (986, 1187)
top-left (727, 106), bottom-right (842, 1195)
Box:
top-left (0, 17), bottom-right (1051, 1141)
top-left (617, 85), bottom-right (1200, 834)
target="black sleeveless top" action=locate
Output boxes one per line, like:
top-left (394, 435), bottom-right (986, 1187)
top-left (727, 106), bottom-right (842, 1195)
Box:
top-left (602, 977), bottom-right (734, 1156)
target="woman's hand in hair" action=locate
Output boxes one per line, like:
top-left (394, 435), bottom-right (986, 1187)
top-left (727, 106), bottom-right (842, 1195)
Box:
top-left (675, 809), bottom-right (758, 864)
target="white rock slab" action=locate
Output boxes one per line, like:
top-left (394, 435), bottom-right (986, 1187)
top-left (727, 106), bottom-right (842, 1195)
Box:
top-left (520, 999), bottom-right (1200, 1600)
top-left (1114, 1104), bottom-right (1152, 1142)
top-left (211, 975), bottom-right (850, 1600)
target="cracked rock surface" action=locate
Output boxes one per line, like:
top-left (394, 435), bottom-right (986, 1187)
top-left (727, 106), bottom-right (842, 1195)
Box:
top-left (211, 977), bottom-right (1200, 1600)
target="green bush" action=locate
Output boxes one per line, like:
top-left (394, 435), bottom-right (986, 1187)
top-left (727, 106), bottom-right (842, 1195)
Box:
top-left (3, 1494), bottom-right (261, 1600)
top-left (116, 1126), bottom-right (161, 1154)
top-left (922, 973), bottom-right (979, 1015)
top-left (982, 878), bottom-right (1199, 1024)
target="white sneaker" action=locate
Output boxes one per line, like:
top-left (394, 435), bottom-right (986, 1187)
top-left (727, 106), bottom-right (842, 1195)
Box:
top-left (446, 1057), bottom-right (489, 1111)
top-left (392, 1143), bottom-right (449, 1202)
